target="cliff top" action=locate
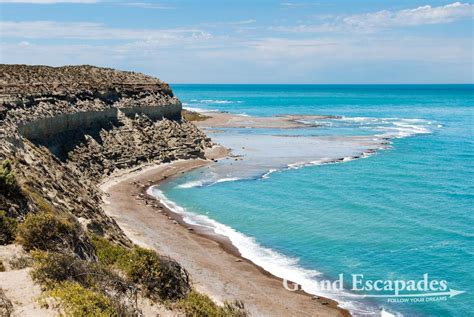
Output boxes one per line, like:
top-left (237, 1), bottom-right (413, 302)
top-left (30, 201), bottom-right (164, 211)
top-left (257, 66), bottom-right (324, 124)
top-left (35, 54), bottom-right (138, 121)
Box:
top-left (0, 64), bottom-right (173, 96)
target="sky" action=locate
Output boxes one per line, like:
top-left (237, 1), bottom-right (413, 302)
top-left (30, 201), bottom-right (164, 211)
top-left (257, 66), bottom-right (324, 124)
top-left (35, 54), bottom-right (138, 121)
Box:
top-left (0, 0), bottom-right (473, 83)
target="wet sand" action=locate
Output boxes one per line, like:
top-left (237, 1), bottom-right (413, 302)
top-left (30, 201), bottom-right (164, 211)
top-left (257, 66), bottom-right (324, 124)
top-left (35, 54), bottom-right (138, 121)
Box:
top-left (100, 146), bottom-right (349, 317)
top-left (194, 111), bottom-right (339, 129)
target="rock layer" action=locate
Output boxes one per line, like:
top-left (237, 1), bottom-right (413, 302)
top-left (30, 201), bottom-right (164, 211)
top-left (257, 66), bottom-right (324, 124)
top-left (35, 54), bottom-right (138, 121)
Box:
top-left (0, 64), bottom-right (212, 241)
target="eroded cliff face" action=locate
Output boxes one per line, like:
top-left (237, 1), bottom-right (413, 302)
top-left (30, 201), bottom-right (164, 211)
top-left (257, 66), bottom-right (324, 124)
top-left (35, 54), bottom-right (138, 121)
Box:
top-left (0, 64), bottom-right (212, 240)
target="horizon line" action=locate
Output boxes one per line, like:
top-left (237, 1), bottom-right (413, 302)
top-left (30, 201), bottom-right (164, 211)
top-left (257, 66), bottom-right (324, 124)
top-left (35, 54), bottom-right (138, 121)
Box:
top-left (170, 83), bottom-right (474, 85)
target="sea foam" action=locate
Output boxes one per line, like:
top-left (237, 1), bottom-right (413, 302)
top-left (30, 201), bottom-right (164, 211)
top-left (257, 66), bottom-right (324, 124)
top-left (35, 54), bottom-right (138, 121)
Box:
top-left (147, 185), bottom-right (381, 315)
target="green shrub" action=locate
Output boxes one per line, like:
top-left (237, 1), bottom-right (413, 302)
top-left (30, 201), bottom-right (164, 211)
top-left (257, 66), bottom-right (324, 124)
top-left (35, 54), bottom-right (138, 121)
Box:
top-left (16, 211), bottom-right (80, 252)
top-left (0, 160), bottom-right (17, 190)
top-left (181, 110), bottom-right (210, 122)
top-left (179, 290), bottom-right (248, 317)
top-left (126, 247), bottom-right (161, 299)
top-left (8, 255), bottom-right (33, 270)
top-left (90, 235), bottom-right (131, 269)
top-left (32, 250), bottom-right (133, 294)
top-left (179, 290), bottom-right (221, 317)
top-left (222, 301), bottom-right (248, 317)
top-left (31, 251), bottom-right (93, 289)
top-left (0, 211), bottom-right (17, 245)
top-left (44, 281), bottom-right (117, 317)
top-left (158, 256), bottom-right (190, 300)
top-left (21, 185), bottom-right (54, 214)
top-left (32, 251), bottom-right (139, 315)
top-left (92, 237), bottom-right (191, 301)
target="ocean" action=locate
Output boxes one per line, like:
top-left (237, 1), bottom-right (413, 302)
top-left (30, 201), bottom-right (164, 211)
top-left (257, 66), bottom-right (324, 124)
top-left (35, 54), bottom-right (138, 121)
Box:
top-left (151, 84), bottom-right (473, 316)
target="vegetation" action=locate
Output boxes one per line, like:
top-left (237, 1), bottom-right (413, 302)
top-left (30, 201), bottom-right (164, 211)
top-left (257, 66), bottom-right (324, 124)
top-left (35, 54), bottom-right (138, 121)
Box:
top-left (43, 281), bottom-right (118, 317)
top-left (16, 211), bottom-right (81, 252)
top-left (31, 251), bottom-right (94, 288)
top-left (32, 251), bottom-right (139, 315)
top-left (0, 288), bottom-right (14, 317)
top-left (91, 236), bottom-right (190, 301)
top-left (8, 255), bottom-right (33, 270)
top-left (90, 235), bottom-right (130, 268)
top-left (8, 201), bottom-right (242, 316)
top-left (0, 261), bottom-right (5, 272)
top-left (0, 210), bottom-right (17, 245)
top-left (20, 185), bottom-right (54, 214)
top-left (178, 290), bottom-right (248, 317)
top-left (181, 109), bottom-right (210, 122)
top-left (0, 160), bottom-right (17, 190)
top-left (126, 247), bottom-right (162, 299)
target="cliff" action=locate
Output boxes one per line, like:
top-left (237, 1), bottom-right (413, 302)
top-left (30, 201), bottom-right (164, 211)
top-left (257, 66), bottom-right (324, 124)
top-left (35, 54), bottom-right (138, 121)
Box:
top-left (0, 64), bottom-right (212, 228)
top-left (0, 65), bottom-right (244, 316)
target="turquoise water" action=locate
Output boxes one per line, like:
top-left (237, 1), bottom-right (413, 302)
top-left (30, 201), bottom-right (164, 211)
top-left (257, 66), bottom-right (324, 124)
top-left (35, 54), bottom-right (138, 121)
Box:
top-left (159, 85), bottom-right (473, 316)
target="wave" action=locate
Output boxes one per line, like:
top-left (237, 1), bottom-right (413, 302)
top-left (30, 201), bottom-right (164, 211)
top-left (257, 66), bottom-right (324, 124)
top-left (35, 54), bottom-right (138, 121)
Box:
top-left (261, 169), bottom-right (278, 179)
top-left (147, 186), bottom-right (382, 316)
top-left (341, 116), bottom-right (434, 139)
top-left (189, 99), bottom-right (242, 104)
top-left (176, 180), bottom-right (204, 189)
top-left (175, 151), bottom-right (382, 190)
top-left (177, 177), bottom-right (243, 189)
top-left (183, 106), bottom-right (220, 113)
top-left (301, 116), bottom-right (436, 139)
top-left (286, 150), bottom-right (378, 170)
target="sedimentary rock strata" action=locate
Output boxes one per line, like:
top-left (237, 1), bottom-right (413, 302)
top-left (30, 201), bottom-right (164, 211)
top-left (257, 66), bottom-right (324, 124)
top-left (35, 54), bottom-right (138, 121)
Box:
top-left (0, 64), bottom-right (212, 240)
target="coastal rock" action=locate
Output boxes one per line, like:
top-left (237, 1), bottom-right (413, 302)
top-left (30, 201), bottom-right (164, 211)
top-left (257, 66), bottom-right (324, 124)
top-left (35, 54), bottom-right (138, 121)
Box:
top-left (0, 64), bottom-right (213, 244)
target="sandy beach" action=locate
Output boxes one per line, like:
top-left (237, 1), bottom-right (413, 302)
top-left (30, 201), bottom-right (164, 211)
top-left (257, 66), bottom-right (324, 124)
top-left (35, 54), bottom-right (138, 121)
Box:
top-left (100, 144), bottom-right (350, 317)
top-left (193, 111), bottom-right (339, 129)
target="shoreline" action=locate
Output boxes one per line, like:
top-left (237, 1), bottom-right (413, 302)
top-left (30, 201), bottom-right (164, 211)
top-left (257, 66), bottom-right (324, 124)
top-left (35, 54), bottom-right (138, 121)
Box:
top-left (100, 148), bottom-right (350, 317)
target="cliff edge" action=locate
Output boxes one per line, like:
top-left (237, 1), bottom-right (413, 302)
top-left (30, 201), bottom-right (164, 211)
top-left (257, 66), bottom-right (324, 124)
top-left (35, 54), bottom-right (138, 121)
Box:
top-left (0, 65), bottom-right (244, 316)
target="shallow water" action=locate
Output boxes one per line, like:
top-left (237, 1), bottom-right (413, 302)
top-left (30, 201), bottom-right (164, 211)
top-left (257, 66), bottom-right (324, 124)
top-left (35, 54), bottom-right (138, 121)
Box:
top-left (154, 84), bottom-right (473, 316)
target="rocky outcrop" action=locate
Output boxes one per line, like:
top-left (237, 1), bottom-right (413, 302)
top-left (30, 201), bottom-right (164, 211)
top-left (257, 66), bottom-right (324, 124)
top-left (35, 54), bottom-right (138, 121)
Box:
top-left (67, 113), bottom-right (210, 179)
top-left (1, 64), bottom-right (180, 139)
top-left (0, 64), bottom-right (213, 241)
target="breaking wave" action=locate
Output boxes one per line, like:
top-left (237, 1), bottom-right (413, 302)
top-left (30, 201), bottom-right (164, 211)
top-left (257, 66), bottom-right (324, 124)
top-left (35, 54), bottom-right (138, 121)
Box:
top-left (189, 99), bottom-right (243, 104)
top-left (147, 186), bottom-right (382, 315)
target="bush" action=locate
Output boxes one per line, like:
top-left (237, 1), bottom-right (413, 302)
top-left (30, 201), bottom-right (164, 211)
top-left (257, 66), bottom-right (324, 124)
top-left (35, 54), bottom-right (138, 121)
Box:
top-left (31, 251), bottom-right (93, 289)
top-left (0, 211), bottom-right (17, 245)
top-left (158, 256), bottom-right (190, 300)
top-left (0, 160), bottom-right (17, 190)
top-left (181, 110), bottom-right (210, 122)
top-left (0, 288), bottom-right (14, 317)
top-left (32, 251), bottom-right (139, 316)
top-left (90, 235), bottom-right (131, 269)
top-left (16, 211), bottom-right (80, 252)
top-left (179, 290), bottom-right (248, 317)
top-left (31, 251), bottom-right (130, 292)
top-left (92, 237), bottom-right (191, 301)
top-left (124, 247), bottom-right (190, 300)
top-left (126, 247), bottom-right (161, 299)
top-left (44, 281), bottom-right (117, 317)
top-left (8, 255), bottom-right (33, 270)
top-left (179, 290), bottom-right (222, 317)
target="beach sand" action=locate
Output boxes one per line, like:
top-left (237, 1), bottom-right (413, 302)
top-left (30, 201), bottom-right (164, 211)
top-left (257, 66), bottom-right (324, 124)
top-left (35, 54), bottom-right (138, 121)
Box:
top-left (100, 145), bottom-right (349, 317)
top-left (194, 111), bottom-right (338, 129)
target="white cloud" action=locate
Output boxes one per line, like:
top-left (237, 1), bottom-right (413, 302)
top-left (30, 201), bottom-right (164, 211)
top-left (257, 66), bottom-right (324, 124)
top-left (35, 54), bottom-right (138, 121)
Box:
top-left (0, 3), bottom-right (471, 83)
top-left (274, 2), bottom-right (474, 33)
top-left (0, 21), bottom-right (211, 41)
top-left (344, 2), bottom-right (473, 29)
top-left (228, 19), bottom-right (256, 25)
top-left (280, 2), bottom-right (316, 8)
top-left (2, 33), bottom-right (470, 83)
top-left (119, 2), bottom-right (174, 10)
top-left (0, 0), bottom-right (97, 3)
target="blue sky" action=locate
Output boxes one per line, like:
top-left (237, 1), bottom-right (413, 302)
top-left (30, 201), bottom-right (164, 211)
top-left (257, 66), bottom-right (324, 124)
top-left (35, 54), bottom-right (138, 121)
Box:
top-left (0, 0), bottom-right (473, 83)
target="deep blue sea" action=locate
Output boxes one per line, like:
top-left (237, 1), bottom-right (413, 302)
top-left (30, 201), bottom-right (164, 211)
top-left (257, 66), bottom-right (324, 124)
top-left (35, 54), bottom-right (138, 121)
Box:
top-left (155, 85), bottom-right (473, 316)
